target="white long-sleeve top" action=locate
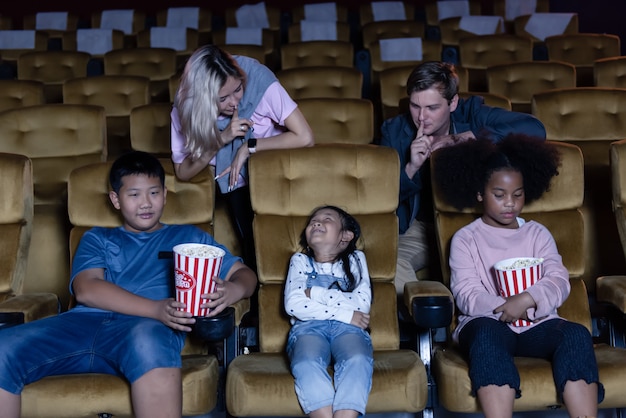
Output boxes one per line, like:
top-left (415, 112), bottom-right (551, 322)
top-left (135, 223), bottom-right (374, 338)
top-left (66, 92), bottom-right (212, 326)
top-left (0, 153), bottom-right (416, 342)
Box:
top-left (284, 251), bottom-right (372, 325)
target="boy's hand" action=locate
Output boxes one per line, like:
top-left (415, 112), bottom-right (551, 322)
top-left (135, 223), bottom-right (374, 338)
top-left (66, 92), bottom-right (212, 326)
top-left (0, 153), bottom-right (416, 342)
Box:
top-left (494, 292), bottom-right (536, 324)
top-left (200, 277), bottom-right (245, 317)
top-left (156, 299), bottom-right (195, 332)
top-left (351, 311), bottom-right (370, 329)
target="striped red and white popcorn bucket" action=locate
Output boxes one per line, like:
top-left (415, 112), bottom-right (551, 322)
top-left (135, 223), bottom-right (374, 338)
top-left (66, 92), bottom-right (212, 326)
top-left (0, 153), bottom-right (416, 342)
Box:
top-left (494, 257), bottom-right (544, 327)
top-left (173, 243), bottom-right (225, 317)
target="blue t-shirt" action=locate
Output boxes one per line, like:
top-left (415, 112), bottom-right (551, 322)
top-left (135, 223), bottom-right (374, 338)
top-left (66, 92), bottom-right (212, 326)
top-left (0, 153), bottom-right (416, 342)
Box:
top-left (69, 224), bottom-right (241, 313)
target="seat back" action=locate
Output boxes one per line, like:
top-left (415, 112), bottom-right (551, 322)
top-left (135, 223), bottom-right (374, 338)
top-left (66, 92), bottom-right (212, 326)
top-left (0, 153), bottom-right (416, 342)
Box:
top-left (513, 13), bottom-right (579, 43)
top-left (130, 102), bottom-right (173, 158)
top-left (533, 87), bottom-right (626, 286)
top-left (0, 104), bottom-right (107, 204)
top-left (17, 50), bottom-right (91, 103)
top-left (290, 3), bottom-right (349, 23)
top-left (594, 56), bottom-right (626, 88)
top-left (431, 141), bottom-right (590, 330)
top-left (287, 21), bottom-right (351, 43)
top-left (156, 7), bottom-right (212, 32)
top-left (63, 75), bottom-right (151, 158)
top-left (104, 47), bottom-right (177, 102)
top-left (359, 1), bottom-right (415, 26)
top-left (487, 60), bottom-right (577, 113)
top-left (425, 0), bottom-right (482, 27)
top-left (280, 40), bottom-right (354, 69)
top-left (0, 153), bottom-right (33, 302)
top-left (277, 66), bottom-right (362, 100)
top-left (217, 44), bottom-right (266, 65)
top-left (297, 98), bottom-right (374, 144)
top-left (439, 16), bottom-right (505, 47)
top-left (546, 33), bottom-right (621, 86)
top-left (22, 12), bottom-right (79, 34)
top-left (249, 144), bottom-right (400, 353)
top-left (136, 28), bottom-right (198, 57)
top-left (61, 29), bottom-right (125, 58)
top-left (361, 20), bottom-right (425, 51)
top-left (0, 79), bottom-right (44, 112)
top-left (459, 34), bottom-right (533, 91)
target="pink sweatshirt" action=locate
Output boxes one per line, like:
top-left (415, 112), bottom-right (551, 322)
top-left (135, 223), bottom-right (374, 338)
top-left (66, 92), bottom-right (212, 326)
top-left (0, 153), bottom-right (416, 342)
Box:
top-left (449, 217), bottom-right (570, 342)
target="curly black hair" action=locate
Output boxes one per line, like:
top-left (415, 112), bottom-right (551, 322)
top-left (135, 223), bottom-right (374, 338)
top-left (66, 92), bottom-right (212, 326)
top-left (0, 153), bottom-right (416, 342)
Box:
top-left (433, 133), bottom-right (561, 210)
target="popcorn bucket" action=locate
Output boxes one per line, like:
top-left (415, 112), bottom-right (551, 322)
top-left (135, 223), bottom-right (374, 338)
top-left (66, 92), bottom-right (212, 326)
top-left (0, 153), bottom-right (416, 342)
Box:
top-left (173, 243), bottom-right (225, 317)
top-left (493, 257), bottom-right (544, 327)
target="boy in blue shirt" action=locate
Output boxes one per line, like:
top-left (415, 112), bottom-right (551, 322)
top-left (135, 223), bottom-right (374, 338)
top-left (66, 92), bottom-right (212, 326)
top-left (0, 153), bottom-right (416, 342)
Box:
top-left (0, 151), bottom-right (257, 418)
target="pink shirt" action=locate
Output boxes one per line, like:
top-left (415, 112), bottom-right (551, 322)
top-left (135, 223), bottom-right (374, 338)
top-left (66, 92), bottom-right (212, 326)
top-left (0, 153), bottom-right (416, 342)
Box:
top-left (170, 81), bottom-right (298, 163)
top-left (449, 217), bottom-right (570, 342)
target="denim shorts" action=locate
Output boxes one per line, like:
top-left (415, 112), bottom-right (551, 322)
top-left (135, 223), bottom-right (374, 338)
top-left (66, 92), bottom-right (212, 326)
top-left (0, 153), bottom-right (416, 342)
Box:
top-left (0, 311), bottom-right (186, 394)
top-left (287, 320), bottom-right (374, 415)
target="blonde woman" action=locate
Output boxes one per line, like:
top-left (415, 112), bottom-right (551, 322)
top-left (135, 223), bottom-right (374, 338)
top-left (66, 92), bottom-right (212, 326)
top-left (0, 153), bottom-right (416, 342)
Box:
top-left (171, 45), bottom-right (314, 267)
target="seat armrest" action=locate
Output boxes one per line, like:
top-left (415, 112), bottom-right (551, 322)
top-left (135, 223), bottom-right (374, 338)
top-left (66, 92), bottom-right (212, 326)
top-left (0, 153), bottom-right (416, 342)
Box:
top-left (597, 275), bottom-right (626, 313)
top-left (0, 293), bottom-right (60, 322)
top-left (404, 281), bottom-right (454, 329)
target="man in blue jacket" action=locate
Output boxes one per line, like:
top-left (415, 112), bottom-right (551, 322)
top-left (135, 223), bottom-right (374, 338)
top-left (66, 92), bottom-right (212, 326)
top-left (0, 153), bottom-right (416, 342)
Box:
top-left (380, 61), bottom-right (546, 295)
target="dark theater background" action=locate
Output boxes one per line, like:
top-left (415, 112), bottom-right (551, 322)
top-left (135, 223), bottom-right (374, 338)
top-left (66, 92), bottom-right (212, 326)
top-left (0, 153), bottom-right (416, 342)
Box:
top-left (1, 0), bottom-right (622, 54)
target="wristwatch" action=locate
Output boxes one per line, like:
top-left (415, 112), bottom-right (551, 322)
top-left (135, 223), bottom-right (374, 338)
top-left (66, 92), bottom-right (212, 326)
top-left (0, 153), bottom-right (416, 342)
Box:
top-left (247, 137), bottom-right (257, 154)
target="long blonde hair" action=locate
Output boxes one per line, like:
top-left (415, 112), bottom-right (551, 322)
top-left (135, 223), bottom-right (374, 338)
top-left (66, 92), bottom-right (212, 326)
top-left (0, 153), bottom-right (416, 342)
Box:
top-left (174, 45), bottom-right (246, 160)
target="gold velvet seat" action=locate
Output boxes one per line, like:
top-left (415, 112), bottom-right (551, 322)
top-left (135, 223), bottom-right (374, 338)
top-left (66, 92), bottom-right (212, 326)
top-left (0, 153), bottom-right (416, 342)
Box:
top-left (406, 141), bottom-right (626, 414)
top-left (361, 19), bottom-right (425, 51)
top-left (594, 56), bottom-right (626, 88)
top-left (91, 9), bottom-right (146, 49)
top-left (226, 144), bottom-right (429, 416)
top-left (0, 79), bottom-right (44, 112)
top-left (532, 87), bottom-right (626, 287)
top-left (0, 153), bottom-right (59, 322)
top-left (280, 40), bottom-right (354, 69)
top-left (63, 74), bottom-right (151, 159)
top-left (546, 33), bottom-right (621, 87)
top-left (135, 28), bottom-right (198, 71)
top-left (17, 50), bottom-right (90, 103)
top-left (104, 47), bottom-right (178, 103)
top-left (277, 66), bottom-right (363, 100)
top-left (424, 0), bottom-right (482, 28)
top-left (0, 104), bottom-right (107, 311)
top-left (438, 16), bottom-right (504, 48)
top-left (22, 12), bottom-right (79, 40)
top-left (458, 34), bottom-right (533, 92)
top-left (129, 102), bottom-right (172, 158)
top-left (486, 60), bottom-right (577, 113)
top-left (17, 159), bottom-right (226, 418)
top-left (61, 29), bottom-right (125, 59)
top-left (217, 44), bottom-right (267, 66)
top-left (296, 98), bottom-right (374, 144)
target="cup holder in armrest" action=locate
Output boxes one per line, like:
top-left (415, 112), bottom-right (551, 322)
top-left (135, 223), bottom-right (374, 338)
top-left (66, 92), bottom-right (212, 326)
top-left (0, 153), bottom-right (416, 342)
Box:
top-left (412, 295), bottom-right (454, 329)
top-left (191, 307), bottom-right (235, 341)
top-left (0, 312), bottom-right (25, 330)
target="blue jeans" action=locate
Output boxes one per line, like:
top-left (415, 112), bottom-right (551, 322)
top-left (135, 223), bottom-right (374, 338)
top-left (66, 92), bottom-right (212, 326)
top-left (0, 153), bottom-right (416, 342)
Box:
top-left (287, 320), bottom-right (373, 415)
top-left (0, 311), bottom-right (186, 394)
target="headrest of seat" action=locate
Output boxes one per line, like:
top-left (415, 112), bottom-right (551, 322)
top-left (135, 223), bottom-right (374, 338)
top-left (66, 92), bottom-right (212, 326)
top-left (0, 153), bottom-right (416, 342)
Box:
top-left (250, 144), bottom-right (399, 216)
top-left (68, 158), bottom-right (214, 227)
top-left (432, 141), bottom-right (584, 214)
top-left (532, 87), bottom-right (626, 141)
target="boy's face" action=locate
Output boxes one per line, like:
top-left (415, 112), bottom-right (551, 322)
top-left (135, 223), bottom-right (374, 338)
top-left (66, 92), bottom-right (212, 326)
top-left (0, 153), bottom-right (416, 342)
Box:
top-left (109, 174), bottom-right (167, 233)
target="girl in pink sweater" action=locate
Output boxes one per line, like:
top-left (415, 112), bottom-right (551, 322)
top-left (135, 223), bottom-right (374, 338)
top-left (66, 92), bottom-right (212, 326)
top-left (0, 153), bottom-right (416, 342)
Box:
top-left (433, 134), bottom-right (603, 418)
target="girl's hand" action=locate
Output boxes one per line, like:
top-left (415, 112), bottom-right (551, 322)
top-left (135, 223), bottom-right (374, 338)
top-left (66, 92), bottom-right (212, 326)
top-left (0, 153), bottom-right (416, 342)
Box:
top-left (224, 108), bottom-right (254, 144)
top-left (351, 311), bottom-right (370, 329)
top-left (200, 277), bottom-right (245, 317)
top-left (228, 143), bottom-right (252, 190)
top-left (156, 299), bottom-right (195, 332)
top-left (494, 292), bottom-right (536, 324)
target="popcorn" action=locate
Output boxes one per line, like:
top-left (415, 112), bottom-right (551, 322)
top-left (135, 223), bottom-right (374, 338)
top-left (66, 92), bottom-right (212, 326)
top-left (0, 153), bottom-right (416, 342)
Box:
top-left (494, 257), bottom-right (544, 327)
top-left (499, 257), bottom-right (544, 270)
top-left (173, 243), bottom-right (224, 317)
